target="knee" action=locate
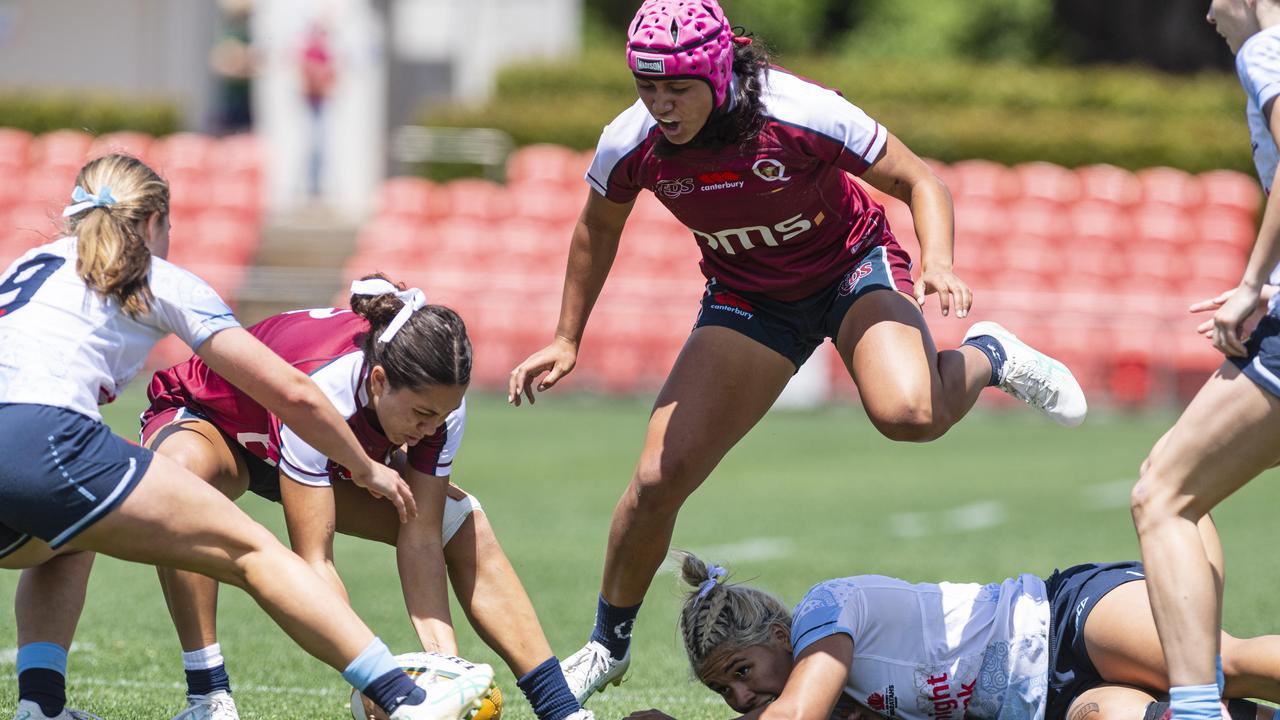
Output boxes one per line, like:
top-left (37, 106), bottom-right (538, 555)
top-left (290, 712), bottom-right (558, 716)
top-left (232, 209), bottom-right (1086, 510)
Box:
top-left (630, 453), bottom-right (700, 516)
top-left (870, 399), bottom-right (950, 443)
top-left (1130, 462), bottom-right (1198, 534)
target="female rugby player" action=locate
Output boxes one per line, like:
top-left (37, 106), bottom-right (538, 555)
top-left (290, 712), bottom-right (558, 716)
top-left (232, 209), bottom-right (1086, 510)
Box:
top-left (507, 0), bottom-right (1088, 700)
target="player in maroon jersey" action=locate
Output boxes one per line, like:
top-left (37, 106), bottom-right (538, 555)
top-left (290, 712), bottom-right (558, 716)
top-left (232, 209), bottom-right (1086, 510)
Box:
top-left (33, 275), bottom-right (589, 720)
top-left (506, 0), bottom-right (1089, 702)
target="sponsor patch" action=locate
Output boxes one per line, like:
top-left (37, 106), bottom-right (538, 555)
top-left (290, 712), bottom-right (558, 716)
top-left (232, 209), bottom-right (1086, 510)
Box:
top-left (634, 56), bottom-right (665, 74)
top-left (838, 261), bottom-right (875, 296)
top-left (655, 177), bottom-right (695, 198)
top-left (752, 158), bottom-right (791, 182)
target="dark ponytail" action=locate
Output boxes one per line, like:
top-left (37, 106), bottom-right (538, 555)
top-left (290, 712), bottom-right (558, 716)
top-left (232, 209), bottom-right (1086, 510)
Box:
top-left (349, 273), bottom-right (472, 388)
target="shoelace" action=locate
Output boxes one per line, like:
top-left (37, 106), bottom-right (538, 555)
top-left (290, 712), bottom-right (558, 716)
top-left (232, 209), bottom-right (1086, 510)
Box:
top-left (209, 695), bottom-right (236, 716)
top-left (564, 644), bottom-right (612, 679)
top-left (1003, 358), bottom-right (1059, 407)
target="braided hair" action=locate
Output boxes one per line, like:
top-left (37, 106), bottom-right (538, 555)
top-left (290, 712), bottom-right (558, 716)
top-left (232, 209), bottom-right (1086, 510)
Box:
top-left (674, 550), bottom-right (791, 679)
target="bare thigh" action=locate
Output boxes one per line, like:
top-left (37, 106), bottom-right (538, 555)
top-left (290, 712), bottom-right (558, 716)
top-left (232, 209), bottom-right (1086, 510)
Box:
top-left (1138, 362), bottom-right (1280, 516)
top-left (65, 452), bottom-right (283, 582)
top-left (330, 480), bottom-right (475, 545)
top-left (147, 417), bottom-right (251, 499)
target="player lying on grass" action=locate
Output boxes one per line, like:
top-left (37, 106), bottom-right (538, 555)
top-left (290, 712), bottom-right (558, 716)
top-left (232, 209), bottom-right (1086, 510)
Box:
top-left (624, 533), bottom-right (1280, 720)
top-left (1, 155), bottom-right (492, 720)
top-left (28, 274), bottom-right (588, 720)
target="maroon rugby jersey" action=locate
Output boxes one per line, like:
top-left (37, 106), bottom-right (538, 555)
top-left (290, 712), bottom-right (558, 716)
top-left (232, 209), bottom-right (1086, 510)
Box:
top-left (145, 308), bottom-right (465, 484)
top-left (587, 68), bottom-right (896, 301)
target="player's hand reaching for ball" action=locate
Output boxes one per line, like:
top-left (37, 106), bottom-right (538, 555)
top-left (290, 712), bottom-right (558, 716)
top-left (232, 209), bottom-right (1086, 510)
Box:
top-left (349, 461), bottom-right (417, 522)
top-left (915, 267), bottom-right (972, 318)
top-left (508, 335), bottom-right (579, 406)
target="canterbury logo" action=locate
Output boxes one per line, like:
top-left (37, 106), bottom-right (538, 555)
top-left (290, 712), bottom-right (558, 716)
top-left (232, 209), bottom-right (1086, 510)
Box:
top-left (699, 171), bottom-right (741, 183)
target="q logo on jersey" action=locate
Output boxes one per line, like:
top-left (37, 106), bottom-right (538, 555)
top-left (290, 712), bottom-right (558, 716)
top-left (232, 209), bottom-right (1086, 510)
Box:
top-left (656, 177), bottom-right (695, 198)
top-left (752, 158), bottom-right (791, 182)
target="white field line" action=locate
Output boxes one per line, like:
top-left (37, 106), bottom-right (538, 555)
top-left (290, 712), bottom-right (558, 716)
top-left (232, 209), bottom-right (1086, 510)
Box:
top-left (888, 501), bottom-right (1007, 538)
top-left (1081, 478), bottom-right (1134, 510)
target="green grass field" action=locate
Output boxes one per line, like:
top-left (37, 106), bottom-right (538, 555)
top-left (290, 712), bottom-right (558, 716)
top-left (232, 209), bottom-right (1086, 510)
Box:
top-left (2, 390), bottom-right (1278, 719)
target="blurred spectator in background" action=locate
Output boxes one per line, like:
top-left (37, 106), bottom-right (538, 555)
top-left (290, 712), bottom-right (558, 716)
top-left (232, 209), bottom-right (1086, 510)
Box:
top-left (209, 0), bottom-right (258, 135)
top-left (300, 19), bottom-right (337, 199)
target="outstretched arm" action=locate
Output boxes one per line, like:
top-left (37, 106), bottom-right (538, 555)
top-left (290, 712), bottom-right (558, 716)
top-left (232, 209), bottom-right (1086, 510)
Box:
top-left (395, 466), bottom-right (455, 655)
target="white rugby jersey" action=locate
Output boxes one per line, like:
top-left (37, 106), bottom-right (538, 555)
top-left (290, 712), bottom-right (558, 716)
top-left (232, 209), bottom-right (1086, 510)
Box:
top-left (791, 574), bottom-right (1050, 720)
top-left (0, 237), bottom-right (239, 420)
top-left (1236, 25), bottom-right (1280, 307)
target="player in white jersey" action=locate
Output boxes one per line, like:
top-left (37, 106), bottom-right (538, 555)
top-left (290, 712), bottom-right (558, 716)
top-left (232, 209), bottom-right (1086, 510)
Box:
top-left (0, 154), bottom-right (493, 720)
top-left (1129, 5), bottom-right (1280, 720)
top-left (621, 548), bottom-right (1280, 720)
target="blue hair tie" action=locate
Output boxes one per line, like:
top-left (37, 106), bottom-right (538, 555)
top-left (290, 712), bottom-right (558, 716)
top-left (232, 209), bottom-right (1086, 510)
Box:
top-left (696, 564), bottom-right (728, 600)
top-left (62, 185), bottom-right (118, 217)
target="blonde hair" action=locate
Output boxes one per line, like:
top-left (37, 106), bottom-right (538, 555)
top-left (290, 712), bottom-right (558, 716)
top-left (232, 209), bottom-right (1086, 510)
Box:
top-left (674, 550), bottom-right (791, 678)
top-left (64, 153), bottom-right (169, 315)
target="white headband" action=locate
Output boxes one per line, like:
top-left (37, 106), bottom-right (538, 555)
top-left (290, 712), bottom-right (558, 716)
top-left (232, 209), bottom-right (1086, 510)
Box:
top-left (350, 278), bottom-right (427, 344)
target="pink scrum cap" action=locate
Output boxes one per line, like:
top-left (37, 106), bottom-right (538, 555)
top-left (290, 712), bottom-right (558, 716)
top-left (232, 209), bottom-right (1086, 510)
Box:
top-left (626, 0), bottom-right (735, 107)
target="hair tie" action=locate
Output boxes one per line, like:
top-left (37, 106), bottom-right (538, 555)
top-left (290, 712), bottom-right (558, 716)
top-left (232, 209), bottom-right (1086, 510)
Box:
top-left (732, 35), bottom-right (752, 46)
top-left (62, 185), bottom-right (117, 217)
top-left (350, 278), bottom-right (428, 343)
top-left (696, 564), bottom-right (728, 600)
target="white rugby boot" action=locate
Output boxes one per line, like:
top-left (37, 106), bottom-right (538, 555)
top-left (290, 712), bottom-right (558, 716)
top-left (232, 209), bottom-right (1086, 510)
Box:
top-left (561, 710), bottom-right (597, 720)
top-left (389, 663), bottom-right (494, 720)
top-left (560, 641), bottom-right (630, 705)
top-left (13, 700), bottom-right (103, 720)
top-left (169, 690), bottom-right (239, 720)
top-left (964, 320), bottom-right (1087, 427)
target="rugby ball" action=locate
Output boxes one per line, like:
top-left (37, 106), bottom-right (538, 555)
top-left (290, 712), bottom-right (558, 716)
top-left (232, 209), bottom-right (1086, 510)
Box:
top-left (350, 652), bottom-right (503, 720)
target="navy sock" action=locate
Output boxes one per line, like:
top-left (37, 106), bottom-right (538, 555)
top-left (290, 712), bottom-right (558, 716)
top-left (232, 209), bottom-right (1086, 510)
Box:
top-left (517, 656), bottom-right (581, 720)
top-left (589, 594), bottom-right (640, 660)
top-left (364, 669), bottom-right (425, 714)
top-left (18, 668), bottom-right (66, 717)
top-left (962, 334), bottom-right (1007, 387)
top-left (185, 665), bottom-right (232, 697)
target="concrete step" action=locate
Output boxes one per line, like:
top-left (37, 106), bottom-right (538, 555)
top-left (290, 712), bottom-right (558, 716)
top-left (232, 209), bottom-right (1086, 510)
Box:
top-left (236, 209), bottom-right (360, 323)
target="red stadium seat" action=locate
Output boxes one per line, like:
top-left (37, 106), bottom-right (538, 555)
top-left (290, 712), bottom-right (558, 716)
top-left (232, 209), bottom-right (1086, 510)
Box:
top-left (949, 159), bottom-right (1018, 201)
top-left (1194, 206), bottom-right (1256, 252)
top-left (1132, 203), bottom-right (1195, 246)
top-left (29, 130), bottom-right (92, 172)
top-left (1198, 170), bottom-right (1262, 217)
top-left (506, 144), bottom-right (586, 187)
top-left (7, 203), bottom-right (60, 239)
top-left (151, 132), bottom-right (217, 174)
top-left (89, 131), bottom-right (154, 164)
top-left (217, 133), bottom-right (267, 174)
top-left (1136, 166), bottom-right (1203, 207)
top-left (1075, 164), bottom-right (1141, 206)
top-left (1007, 199), bottom-right (1069, 237)
top-left (0, 128), bottom-right (33, 171)
top-left (954, 199), bottom-right (1008, 241)
top-left (1013, 162), bottom-right (1082, 204)
top-left (377, 176), bottom-right (442, 220)
top-left (508, 181), bottom-right (584, 226)
top-left (1067, 200), bottom-right (1134, 243)
top-left (442, 178), bottom-right (507, 220)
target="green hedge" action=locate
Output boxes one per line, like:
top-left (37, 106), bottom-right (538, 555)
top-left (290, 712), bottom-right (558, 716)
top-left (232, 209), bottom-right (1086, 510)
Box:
top-left (422, 51), bottom-right (1255, 173)
top-left (0, 93), bottom-right (180, 137)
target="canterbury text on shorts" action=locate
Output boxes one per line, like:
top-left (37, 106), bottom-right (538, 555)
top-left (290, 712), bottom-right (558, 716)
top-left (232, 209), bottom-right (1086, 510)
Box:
top-left (141, 403), bottom-right (482, 545)
top-left (1043, 561), bottom-right (1147, 720)
top-left (693, 242), bottom-right (914, 369)
top-left (0, 403), bottom-right (153, 558)
top-left (1231, 311), bottom-right (1280, 399)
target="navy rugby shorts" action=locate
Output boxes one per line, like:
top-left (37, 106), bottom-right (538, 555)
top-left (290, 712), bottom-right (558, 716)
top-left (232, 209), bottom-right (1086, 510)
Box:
top-left (1230, 311), bottom-right (1280, 399)
top-left (0, 403), bottom-right (152, 558)
top-left (1044, 561), bottom-right (1148, 720)
top-left (693, 243), bottom-right (915, 369)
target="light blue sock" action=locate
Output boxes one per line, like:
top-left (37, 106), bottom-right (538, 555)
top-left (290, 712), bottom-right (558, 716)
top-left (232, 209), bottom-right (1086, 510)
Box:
top-left (1169, 683), bottom-right (1221, 720)
top-left (16, 642), bottom-right (67, 674)
top-left (1217, 655), bottom-right (1225, 694)
top-left (341, 638), bottom-right (401, 692)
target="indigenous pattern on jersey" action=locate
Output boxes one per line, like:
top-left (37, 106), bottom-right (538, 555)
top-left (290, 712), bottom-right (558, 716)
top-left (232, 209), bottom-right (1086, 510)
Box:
top-left (1236, 25), bottom-right (1280, 310)
top-left (0, 237), bottom-right (238, 420)
top-left (587, 68), bottom-right (893, 302)
top-left (790, 574), bottom-right (1050, 720)
top-left (144, 308), bottom-right (465, 484)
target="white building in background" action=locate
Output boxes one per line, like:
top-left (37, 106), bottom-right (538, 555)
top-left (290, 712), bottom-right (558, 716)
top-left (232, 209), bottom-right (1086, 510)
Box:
top-left (0, 0), bottom-right (581, 221)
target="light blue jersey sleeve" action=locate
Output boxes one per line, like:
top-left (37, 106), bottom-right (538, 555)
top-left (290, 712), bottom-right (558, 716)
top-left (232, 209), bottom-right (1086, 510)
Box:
top-left (144, 258), bottom-right (240, 350)
top-left (790, 579), bottom-right (862, 655)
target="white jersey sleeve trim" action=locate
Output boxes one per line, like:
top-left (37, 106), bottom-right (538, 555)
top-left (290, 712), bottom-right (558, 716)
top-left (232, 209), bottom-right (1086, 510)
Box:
top-left (276, 351), bottom-right (364, 486)
top-left (762, 70), bottom-right (887, 167)
top-left (586, 100), bottom-right (657, 197)
top-left (433, 397), bottom-right (467, 478)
